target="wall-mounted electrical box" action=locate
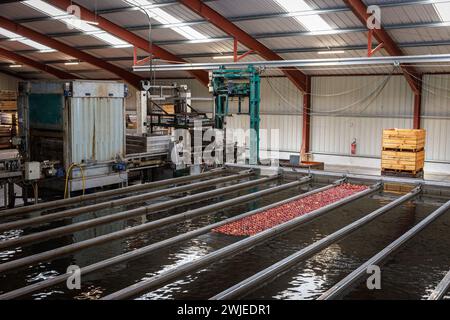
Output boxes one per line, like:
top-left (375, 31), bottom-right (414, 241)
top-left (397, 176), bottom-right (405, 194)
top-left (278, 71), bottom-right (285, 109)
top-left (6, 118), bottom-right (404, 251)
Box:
top-left (25, 161), bottom-right (41, 180)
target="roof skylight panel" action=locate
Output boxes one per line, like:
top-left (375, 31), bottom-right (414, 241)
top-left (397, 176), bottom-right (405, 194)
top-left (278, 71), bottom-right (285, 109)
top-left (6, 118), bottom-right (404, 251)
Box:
top-left (124, 0), bottom-right (208, 40)
top-left (273, 0), bottom-right (333, 31)
top-left (0, 27), bottom-right (55, 52)
top-left (23, 0), bottom-right (131, 47)
top-left (434, 2), bottom-right (450, 21)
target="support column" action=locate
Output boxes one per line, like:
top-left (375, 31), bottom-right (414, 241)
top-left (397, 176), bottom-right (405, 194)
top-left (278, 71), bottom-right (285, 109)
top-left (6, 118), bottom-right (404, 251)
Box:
top-left (413, 78), bottom-right (422, 129)
top-left (302, 76), bottom-right (312, 158)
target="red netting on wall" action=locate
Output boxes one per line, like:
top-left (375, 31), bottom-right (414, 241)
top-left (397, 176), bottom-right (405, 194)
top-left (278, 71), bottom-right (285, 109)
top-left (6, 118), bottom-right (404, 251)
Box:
top-left (213, 184), bottom-right (368, 236)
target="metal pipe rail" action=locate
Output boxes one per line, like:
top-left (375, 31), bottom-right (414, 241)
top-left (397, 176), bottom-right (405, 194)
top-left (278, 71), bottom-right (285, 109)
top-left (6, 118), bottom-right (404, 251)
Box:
top-left (0, 175), bottom-right (286, 274)
top-left (211, 185), bottom-right (422, 300)
top-left (0, 177), bottom-right (314, 299)
top-left (101, 182), bottom-right (381, 300)
top-left (318, 199), bottom-right (450, 300)
top-left (428, 269), bottom-right (450, 300)
top-left (0, 172), bottom-right (265, 251)
top-left (133, 54), bottom-right (450, 72)
top-left (0, 168), bottom-right (227, 219)
top-left (0, 170), bottom-right (253, 232)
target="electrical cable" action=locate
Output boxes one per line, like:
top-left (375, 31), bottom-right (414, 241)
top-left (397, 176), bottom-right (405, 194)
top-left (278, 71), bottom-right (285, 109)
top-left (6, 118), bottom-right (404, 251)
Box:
top-left (262, 66), bottom-right (397, 116)
top-left (64, 163), bottom-right (86, 199)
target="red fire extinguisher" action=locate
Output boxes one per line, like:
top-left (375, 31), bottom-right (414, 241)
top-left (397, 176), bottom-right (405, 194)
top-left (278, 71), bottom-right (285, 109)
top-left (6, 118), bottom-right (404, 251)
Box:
top-left (351, 138), bottom-right (357, 155)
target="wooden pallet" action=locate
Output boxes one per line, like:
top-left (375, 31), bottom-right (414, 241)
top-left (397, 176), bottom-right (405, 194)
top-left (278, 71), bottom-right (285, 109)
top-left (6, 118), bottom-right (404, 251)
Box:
top-left (382, 168), bottom-right (424, 178)
top-left (0, 90), bottom-right (17, 101)
top-left (382, 128), bottom-right (426, 152)
top-left (0, 101), bottom-right (17, 111)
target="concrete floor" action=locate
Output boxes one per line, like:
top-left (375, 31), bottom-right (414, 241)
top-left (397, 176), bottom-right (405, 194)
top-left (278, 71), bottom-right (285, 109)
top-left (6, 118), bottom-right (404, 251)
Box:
top-left (325, 164), bottom-right (450, 183)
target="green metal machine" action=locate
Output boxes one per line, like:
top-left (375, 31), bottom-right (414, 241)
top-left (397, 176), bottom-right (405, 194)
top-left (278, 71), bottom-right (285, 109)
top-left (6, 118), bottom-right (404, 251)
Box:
top-left (210, 66), bottom-right (261, 164)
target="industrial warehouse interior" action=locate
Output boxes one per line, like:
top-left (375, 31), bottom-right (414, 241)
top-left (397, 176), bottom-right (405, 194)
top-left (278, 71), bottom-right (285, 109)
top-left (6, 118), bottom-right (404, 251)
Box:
top-left (0, 0), bottom-right (450, 308)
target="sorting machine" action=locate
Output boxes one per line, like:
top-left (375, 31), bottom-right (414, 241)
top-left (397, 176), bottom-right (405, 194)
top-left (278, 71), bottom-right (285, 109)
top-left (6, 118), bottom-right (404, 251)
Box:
top-left (0, 79), bottom-right (228, 207)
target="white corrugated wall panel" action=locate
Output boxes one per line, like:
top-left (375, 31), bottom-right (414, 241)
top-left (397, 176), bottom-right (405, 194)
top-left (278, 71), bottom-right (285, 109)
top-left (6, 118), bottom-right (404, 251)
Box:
top-left (312, 75), bottom-right (413, 116)
top-left (226, 114), bottom-right (302, 153)
top-left (70, 97), bottom-right (124, 163)
top-left (422, 119), bottom-right (450, 162)
top-left (422, 74), bottom-right (450, 117)
top-left (311, 75), bottom-right (415, 157)
top-left (311, 116), bottom-right (413, 157)
top-left (422, 74), bottom-right (450, 162)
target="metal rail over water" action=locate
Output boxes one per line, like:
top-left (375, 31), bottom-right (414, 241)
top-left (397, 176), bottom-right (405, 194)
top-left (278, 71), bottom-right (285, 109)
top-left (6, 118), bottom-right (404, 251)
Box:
top-left (0, 168), bottom-right (228, 219)
top-left (0, 171), bottom-right (253, 240)
top-left (318, 199), bottom-right (450, 300)
top-left (428, 269), bottom-right (450, 300)
top-left (0, 171), bottom-right (261, 250)
top-left (3, 166), bottom-right (448, 300)
top-left (0, 174), bottom-right (310, 275)
top-left (0, 176), bottom-right (313, 299)
top-left (0, 170), bottom-right (252, 232)
top-left (101, 182), bottom-right (381, 300)
top-left (211, 185), bottom-right (422, 300)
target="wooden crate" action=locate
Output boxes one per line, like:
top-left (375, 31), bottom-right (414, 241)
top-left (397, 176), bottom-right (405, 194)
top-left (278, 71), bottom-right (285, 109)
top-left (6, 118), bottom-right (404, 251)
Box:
top-left (382, 150), bottom-right (425, 174)
top-left (382, 129), bottom-right (426, 152)
top-left (0, 90), bottom-right (17, 101)
top-left (0, 101), bottom-right (17, 111)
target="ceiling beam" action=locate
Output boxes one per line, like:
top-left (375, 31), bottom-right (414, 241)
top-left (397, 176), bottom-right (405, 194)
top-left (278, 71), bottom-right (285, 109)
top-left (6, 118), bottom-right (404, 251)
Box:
top-left (0, 46), bottom-right (76, 79)
top-left (0, 68), bottom-right (25, 80)
top-left (0, 16), bottom-right (143, 88)
top-left (343, 0), bottom-right (421, 94)
top-left (178, 0), bottom-right (308, 93)
top-left (45, 0), bottom-right (209, 86)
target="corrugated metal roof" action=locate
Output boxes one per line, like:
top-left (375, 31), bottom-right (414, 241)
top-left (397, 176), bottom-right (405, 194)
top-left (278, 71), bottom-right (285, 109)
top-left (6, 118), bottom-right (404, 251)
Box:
top-left (1, 0), bottom-right (450, 80)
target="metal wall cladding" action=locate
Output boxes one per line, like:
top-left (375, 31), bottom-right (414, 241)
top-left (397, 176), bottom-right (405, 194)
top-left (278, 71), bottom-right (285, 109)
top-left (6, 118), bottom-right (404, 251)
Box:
top-left (311, 116), bottom-right (413, 157)
top-left (311, 75), bottom-right (414, 157)
top-left (160, 75), bottom-right (450, 161)
top-left (422, 75), bottom-right (450, 161)
top-left (226, 114), bottom-right (302, 153)
top-left (0, 73), bottom-right (18, 91)
top-left (422, 75), bottom-right (450, 117)
top-left (70, 97), bottom-right (124, 163)
top-left (423, 119), bottom-right (450, 162)
top-left (312, 75), bottom-right (414, 117)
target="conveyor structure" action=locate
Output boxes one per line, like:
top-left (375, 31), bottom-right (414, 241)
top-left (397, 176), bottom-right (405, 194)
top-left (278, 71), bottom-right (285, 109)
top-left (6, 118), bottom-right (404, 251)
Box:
top-left (0, 166), bottom-right (449, 300)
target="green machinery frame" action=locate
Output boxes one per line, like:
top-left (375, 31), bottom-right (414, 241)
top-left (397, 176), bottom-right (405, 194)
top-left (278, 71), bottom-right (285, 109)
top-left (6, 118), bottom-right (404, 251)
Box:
top-left (211, 66), bottom-right (261, 164)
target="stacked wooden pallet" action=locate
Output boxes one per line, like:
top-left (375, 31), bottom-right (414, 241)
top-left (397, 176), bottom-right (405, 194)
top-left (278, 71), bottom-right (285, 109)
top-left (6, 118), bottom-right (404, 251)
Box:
top-left (0, 90), bottom-right (17, 111)
top-left (381, 129), bottom-right (426, 177)
top-left (0, 91), bottom-right (18, 150)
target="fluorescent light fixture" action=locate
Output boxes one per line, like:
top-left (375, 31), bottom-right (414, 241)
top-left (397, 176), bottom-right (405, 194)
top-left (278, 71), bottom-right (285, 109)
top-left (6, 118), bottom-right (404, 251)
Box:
top-left (124, 0), bottom-right (208, 40)
top-left (213, 55), bottom-right (234, 60)
top-left (0, 27), bottom-right (54, 51)
top-left (434, 2), bottom-right (450, 21)
top-left (39, 49), bottom-right (57, 53)
top-left (112, 44), bottom-right (134, 49)
top-left (23, 0), bottom-right (130, 47)
top-left (85, 21), bottom-right (99, 26)
top-left (9, 64), bottom-right (23, 68)
top-left (273, 0), bottom-right (333, 31)
top-left (318, 50), bottom-right (345, 55)
top-left (64, 61), bottom-right (79, 66)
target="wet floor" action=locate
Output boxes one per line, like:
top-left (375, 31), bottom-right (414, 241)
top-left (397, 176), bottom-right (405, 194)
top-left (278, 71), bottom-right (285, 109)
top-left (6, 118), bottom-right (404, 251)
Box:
top-left (0, 174), bottom-right (449, 300)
